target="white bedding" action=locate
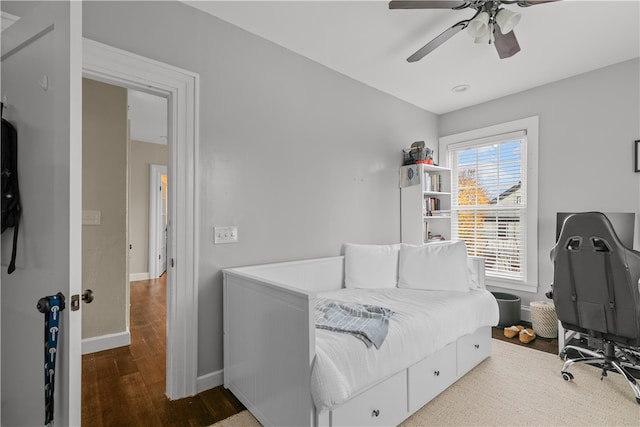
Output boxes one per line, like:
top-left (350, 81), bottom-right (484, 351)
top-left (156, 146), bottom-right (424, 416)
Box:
top-left (311, 288), bottom-right (499, 412)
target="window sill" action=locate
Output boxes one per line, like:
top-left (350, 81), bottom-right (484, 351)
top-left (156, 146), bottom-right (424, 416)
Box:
top-left (486, 277), bottom-right (538, 294)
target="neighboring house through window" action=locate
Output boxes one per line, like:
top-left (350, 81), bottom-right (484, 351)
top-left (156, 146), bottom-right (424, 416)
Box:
top-left (440, 117), bottom-right (539, 293)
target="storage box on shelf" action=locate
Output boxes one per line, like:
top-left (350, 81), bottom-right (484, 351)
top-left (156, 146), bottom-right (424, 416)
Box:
top-left (400, 163), bottom-right (452, 245)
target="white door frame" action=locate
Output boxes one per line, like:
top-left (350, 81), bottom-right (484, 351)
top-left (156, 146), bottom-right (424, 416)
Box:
top-left (149, 164), bottom-right (168, 279)
top-left (83, 38), bottom-right (200, 399)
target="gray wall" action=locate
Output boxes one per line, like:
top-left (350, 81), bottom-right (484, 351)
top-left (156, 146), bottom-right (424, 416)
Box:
top-left (83, 1), bottom-right (439, 377)
top-left (82, 78), bottom-right (128, 339)
top-left (439, 58), bottom-right (640, 312)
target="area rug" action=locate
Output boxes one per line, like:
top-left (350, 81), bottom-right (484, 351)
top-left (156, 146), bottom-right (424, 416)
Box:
top-left (211, 410), bottom-right (261, 427)
top-left (210, 339), bottom-right (640, 426)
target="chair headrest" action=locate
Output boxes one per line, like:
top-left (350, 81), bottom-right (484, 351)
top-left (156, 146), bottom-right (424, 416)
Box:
top-left (557, 212), bottom-right (624, 252)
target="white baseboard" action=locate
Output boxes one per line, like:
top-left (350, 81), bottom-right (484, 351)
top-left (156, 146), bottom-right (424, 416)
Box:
top-left (521, 305), bottom-right (532, 323)
top-left (197, 369), bottom-right (224, 393)
top-left (82, 330), bottom-right (130, 354)
top-left (130, 272), bottom-right (150, 282)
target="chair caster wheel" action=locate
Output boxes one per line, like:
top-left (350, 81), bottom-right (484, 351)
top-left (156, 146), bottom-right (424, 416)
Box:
top-left (561, 371), bottom-right (574, 381)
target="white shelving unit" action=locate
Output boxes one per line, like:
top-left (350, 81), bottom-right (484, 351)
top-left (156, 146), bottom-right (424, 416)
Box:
top-left (400, 163), bottom-right (452, 245)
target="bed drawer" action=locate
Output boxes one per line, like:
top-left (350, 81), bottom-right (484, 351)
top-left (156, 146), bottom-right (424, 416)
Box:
top-left (407, 342), bottom-right (456, 412)
top-left (330, 370), bottom-right (408, 427)
top-left (456, 326), bottom-right (492, 376)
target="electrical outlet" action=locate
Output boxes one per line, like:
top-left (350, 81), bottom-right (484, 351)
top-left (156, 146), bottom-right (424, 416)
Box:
top-left (214, 226), bottom-right (238, 244)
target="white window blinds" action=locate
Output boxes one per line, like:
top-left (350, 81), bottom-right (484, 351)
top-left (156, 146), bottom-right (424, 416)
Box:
top-left (449, 131), bottom-right (527, 282)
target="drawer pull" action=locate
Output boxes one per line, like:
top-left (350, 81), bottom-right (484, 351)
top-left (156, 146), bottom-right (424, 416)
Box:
top-left (433, 370), bottom-right (440, 377)
top-left (372, 409), bottom-right (380, 417)
top-left (474, 344), bottom-right (480, 349)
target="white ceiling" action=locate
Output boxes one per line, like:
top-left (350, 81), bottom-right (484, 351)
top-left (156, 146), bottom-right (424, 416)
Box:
top-left (185, 0), bottom-right (640, 114)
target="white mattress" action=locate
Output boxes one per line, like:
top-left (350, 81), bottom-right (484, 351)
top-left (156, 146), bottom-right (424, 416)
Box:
top-left (311, 288), bottom-right (499, 412)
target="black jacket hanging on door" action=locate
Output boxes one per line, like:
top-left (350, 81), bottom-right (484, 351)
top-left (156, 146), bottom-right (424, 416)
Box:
top-left (1, 103), bottom-right (21, 274)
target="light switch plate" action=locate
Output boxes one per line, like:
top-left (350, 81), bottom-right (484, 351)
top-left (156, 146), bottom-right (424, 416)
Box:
top-left (214, 226), bottom-right (238, 244)
top-left (82, 210), bottom-right (101, 225)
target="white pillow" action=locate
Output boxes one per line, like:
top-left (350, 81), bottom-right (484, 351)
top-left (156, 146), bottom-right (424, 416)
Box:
top-left (344, 243), bottom-right (401, 289)
top-left (398, 241), bottom-right (470, 292)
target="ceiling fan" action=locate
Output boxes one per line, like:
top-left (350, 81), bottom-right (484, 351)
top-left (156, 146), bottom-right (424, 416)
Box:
top-left (389, 0), bottom-right (560, 62)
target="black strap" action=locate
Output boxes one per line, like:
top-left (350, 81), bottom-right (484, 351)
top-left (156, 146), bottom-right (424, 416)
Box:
top-left (37, 293), bottom-right (65, 426)
top-left (566, 249), bottom-right (580, 324)
top-left (603, 252), bottom-right (617, 334)
top-left (8, 212), bottom-right (19, 273)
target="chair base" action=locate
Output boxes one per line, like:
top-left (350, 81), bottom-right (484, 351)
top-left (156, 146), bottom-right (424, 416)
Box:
top-left (560, 342), bottom-right (640, 404)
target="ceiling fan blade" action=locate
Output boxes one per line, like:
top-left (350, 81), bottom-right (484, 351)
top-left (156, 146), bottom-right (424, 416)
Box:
top-left (493, 26), bottom-right (521, 59)
top-left (515, 0), bottom-right (561, 7)
top-left (407, 20), bottom-right (469, 62)
top-left (389, 1), bottom-right (470, 10)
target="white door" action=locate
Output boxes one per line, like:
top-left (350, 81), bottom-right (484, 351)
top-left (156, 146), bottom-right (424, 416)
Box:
top-left (1, 2), bottom-right (82, 425)
top-left (149, 164), bottom-right (167, 278)
top-left (160, 172), bottom-right (168, 273)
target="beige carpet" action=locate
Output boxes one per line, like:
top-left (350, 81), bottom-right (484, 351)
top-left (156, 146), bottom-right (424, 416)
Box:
top-left (211, 339), bottom-right (640, 426)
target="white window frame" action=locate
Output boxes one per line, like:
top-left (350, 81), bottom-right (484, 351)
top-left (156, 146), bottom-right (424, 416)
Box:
top-left (440, 116), bottom-right (539, 293)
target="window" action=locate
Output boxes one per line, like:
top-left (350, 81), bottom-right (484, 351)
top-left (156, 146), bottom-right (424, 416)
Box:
top-left (450, 135), bottom-right (526, 281)
top-left (440, 117), bottom-right (538, 293)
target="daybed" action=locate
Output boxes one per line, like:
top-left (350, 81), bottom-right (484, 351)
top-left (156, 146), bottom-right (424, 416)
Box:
top-left (223, 241), bottom-right (499, 427)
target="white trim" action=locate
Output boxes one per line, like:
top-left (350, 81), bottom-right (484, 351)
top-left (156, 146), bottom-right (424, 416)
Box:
top-left (83, 38), bottom-right (200, 400)
top-left (130, 272), bottom-right (151, 282)
top-left (149, 164), bottom-right (168, 279)
top-left (197, 369), bottom-right (224, 393)
top-left (68, 4), bottom-right (84, 425)
top-left (440, 116), bottom-right (539, 293)
top-left (82, 331), bottom-right (131, 355)
top-left (446, 130), bottom-right (527, 151)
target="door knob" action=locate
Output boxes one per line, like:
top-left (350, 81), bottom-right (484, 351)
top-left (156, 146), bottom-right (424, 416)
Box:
top-left (82, 289), bottom-right (94, 304)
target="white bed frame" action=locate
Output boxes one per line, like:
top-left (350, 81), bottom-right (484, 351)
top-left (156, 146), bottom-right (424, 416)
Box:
top-left (223, 256), bottom-right (491, 427)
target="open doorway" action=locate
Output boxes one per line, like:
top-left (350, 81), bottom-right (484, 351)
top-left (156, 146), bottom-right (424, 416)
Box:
top-left (81, 81), bottom-right (171, 424)
top-left (81, 81), bottom-right (169, 346)
top-left (128, 89), bottom-right (169, 282)
top-left (83, 38), bottom-right (199, 401)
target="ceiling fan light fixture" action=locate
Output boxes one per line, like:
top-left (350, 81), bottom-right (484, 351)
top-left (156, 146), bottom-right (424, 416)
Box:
top-left (467, 11), bottom-right (490, 38)
top-left (474, 23), bottom-right (495, 44)
top-left (495, 8), bottom-right (521, 34)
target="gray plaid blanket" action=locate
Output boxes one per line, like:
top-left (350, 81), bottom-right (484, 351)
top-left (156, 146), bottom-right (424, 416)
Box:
top-left (315, 298), bottom-right (393, 349)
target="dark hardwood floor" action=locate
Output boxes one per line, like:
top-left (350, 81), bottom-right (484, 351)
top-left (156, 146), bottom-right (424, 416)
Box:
top-left (82, 275), bottom-right (245, 426)
top-left (492, 323), bottom-right (559, 355)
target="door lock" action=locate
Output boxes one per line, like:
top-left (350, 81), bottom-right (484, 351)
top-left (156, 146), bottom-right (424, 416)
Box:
top-left (82, 289), bottom-right (94, 303)
top-left (70, 295), bottom-right (80, 311)
top-left (70, 290), bottom-right (94, 311)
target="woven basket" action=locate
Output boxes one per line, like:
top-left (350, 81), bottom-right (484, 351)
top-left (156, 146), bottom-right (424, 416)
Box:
top-left (530, 301), bottom-right (558, 338)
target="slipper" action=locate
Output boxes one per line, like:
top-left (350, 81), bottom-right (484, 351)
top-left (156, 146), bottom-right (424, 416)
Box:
top-left (519, 328), bottom-right (537, 343)
top-left (503, 325), bottom-right (524, 338)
